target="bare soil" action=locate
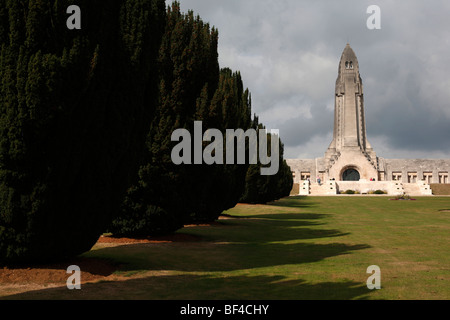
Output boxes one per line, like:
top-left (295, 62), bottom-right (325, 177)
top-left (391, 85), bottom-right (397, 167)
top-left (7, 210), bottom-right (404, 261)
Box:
top-left (0, 217), bottom-right (233, 297)
top-left (0, 232), bottom-right (202, 289)
top-left (0, 257), bottom-right (116, 286)
top-left (97, 232), bottom-right (202, 244)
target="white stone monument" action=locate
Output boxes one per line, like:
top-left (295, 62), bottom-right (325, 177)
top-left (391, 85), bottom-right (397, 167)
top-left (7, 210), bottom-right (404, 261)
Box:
top-left (286, 44), bottom-right (450, 196)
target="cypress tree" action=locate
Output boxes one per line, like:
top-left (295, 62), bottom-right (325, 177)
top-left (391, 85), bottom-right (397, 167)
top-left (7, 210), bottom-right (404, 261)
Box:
top-left (190, 68), bottom-right (253, 222)
top-left (110, 2), bottom-right (292, 238)
top-left (110, 3), bottom-right (255, 236)
top-left (0, 0), bottom-right (166, 264)
top-left (240, 128), bottom-right (293, 204)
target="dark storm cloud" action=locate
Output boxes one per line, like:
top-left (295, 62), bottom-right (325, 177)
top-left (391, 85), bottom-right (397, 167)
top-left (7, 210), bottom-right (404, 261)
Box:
top-left (173, 0), bottom-right (450, 159)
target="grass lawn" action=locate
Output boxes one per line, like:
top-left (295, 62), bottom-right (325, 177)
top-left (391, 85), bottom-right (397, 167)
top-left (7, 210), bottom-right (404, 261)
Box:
top-left (2, 196), bottom-right (450, 300)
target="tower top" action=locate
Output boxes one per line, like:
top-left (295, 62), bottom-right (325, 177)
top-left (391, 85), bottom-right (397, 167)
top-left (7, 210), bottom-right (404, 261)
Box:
top-left (329, 43), bottom-right (374, 155)
top-left (339, 44), bottom-right (359, 75)
top-left (324, 43), bottom-right (378, 180)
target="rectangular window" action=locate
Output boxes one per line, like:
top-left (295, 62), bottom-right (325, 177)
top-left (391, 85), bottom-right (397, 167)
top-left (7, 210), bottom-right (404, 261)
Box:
top-left (301, 172), bottom-right (311, 181)
top-left (423, 172), bottom-right (433, 184)
top-left (407, 172), bottom-right (417, 183)
top-left (439, 172), bottom-right (448, 184)
top-left (392, 172), bottom-right (402, 181)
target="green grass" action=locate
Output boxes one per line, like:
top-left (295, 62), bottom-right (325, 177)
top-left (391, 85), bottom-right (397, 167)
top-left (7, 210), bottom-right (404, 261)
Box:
top-left (3, 196), bottom-right (450, 300)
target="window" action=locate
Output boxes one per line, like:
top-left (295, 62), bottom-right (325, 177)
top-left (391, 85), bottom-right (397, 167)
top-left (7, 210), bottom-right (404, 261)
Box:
top-left (407, 172), bottom-right (417, 183)
top-left (423, 172), bottom-right (432, 184)
top-left (343, 168), bottom-right (360, 181)
top-left (439, 172), bottom-right (449, 184)
top-left (392, 172), bottom-right (402, 181)
top-left (301, 172), bottom-right (311, 181)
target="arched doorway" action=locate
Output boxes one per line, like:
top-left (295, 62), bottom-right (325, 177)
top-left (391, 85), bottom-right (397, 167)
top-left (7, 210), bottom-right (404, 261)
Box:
top-left (342, 168), bottom-right (360, 181)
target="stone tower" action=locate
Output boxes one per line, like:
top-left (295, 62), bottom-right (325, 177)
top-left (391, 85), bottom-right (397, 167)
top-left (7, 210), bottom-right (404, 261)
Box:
top-left (324, 44), bottom-right (378, 181)
top-left (286, 43), bottom-right (449, 194)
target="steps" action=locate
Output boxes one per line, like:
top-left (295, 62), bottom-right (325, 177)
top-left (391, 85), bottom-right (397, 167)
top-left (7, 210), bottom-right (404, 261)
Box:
top-left (402, 183), bottom-right (421, 196)
top-left (297, 181), bottom-right (433, 196)
top-left (401, 182), bottom-right (432, 196)
top-left (309, 181), bottom-right (337, 195)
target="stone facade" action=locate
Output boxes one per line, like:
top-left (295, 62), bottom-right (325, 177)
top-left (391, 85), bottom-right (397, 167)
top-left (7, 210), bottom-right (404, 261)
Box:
top-left (287, 44), bottom-right (450, 196)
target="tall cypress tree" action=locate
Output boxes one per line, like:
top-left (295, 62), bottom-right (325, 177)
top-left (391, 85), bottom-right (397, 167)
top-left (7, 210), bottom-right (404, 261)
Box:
top-left (240, 128), bottom-right (293, 204)
top-left (189, 68), bottom-right (254, 223)
top-left (110, 2), bottom-right (293, 238)
top-left (110, 2), bottom-right (217, 236)
top-left (110, 3), bottom-right (255, 236)
top-left (0, 0), bottom-right (166, 264)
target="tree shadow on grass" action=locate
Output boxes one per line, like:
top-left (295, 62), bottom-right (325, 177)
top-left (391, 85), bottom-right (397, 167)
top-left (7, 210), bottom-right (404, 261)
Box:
top-left (95, 241), bottom-right (370, 274)
top-left (2, 206), bottom-right (372, 300)
top-left (76, 211), bottom-right (369, 273)
top-left (237, 196), bottom-right (317, 210)
top-left (2, 273), bottom-right (372, 300)
top-left (210, 213), bottom-right (348, 244)
top-left (222, 213), bottom-right (331, 221)
top-left (267, 196), bottom-right (319, 209)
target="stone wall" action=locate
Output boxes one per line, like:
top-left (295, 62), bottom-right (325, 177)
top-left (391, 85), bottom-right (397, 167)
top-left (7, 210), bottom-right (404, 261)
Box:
top-left (286, 159), bottom-right (317, 184)
top-left (286, 158), bottom-right (450, 185)
top-left (382, 159), bottom-right (450, 184)
top-left (336, 181), bottom-right (403, 195)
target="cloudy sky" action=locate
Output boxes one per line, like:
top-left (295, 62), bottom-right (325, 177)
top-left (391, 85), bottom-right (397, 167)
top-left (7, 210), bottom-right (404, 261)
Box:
top-left (171, 0), bottom-right (450, 160)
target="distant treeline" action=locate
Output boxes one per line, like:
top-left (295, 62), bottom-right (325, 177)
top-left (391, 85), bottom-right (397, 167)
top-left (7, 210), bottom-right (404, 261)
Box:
top-left (0, 0), bottom-right (292, 265)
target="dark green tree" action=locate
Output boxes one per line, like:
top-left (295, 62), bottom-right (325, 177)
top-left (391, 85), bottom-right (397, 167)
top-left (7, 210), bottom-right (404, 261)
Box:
top-left (110, 2), bottom-right (220, 236)
top-left (110, 2), bottom-right (293, 238)
top-left (0, 0), bottom-right (166, 264)
top-left (110, 4), bottom-right (255, 236)
top-left (240, 128), bottom-right (293, 204)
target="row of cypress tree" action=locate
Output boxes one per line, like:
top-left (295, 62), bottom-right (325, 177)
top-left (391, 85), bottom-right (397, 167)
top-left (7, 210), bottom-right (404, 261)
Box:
top-left (0, 0), bottom-right (292, 265)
